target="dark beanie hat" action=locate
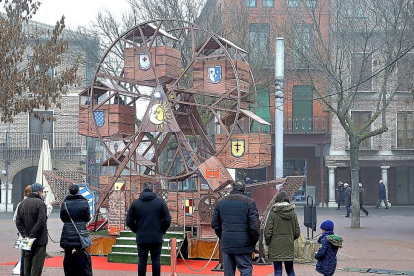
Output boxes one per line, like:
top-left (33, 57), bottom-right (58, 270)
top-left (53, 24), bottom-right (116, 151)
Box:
top-left (30, 183), bottom-right (44, 193)
top-left (320, 220), bottom-right (334, 231)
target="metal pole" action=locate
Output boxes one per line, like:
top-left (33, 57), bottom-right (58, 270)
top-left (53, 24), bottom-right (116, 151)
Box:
top-left (5, 122), bottom-right (10, 212)
top-left (274, 38), bottom-right (284, 179)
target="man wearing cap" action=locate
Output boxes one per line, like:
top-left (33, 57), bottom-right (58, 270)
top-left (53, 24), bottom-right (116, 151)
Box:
top-left (15, 183), bottom-right (48, 276)
top-left (344, 183), bottom-right (352, 217)
top-left (211, 180), bottom-right (260, 276)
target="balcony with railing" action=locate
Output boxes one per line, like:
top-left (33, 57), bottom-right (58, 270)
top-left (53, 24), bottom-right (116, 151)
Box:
top-left (284, 116), bottom-right (329, 134)
top-left (0, 132), bottom-right (87, 161)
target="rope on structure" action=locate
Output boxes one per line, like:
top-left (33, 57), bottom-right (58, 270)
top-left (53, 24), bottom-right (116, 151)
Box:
top-left (177, 238), bottom-right (220, 272)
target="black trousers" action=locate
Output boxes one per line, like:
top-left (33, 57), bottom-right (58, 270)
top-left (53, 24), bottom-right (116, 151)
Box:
top-left (360, 204), bottom-right (369, 215)
top-left (24, 244), bottom-right (46, 276)
top-left (137, 243), bottom-right (162, 276)
top-left (63, 247), bottom-right (92, 276)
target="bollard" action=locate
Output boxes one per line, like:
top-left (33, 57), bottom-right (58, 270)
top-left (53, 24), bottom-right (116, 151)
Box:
top-left (211, 240), bottom-right (224, 271)
top-left (304, 196), bottom-right (317, 239)
top-left (168, 238), bottom-right (179, 276)
top-left (255, 229), bottom-right (269, 265)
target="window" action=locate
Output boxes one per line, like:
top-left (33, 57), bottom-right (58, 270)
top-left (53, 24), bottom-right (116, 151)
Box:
top-left (351, 111), bottom-right (371, 148)
top-left (250, 86), bottom-right (270, 132)
top-left (351, 53), bottom-right (372, 91)
top-left (245, 0), bottom-right (257, 7)
top-left (292, 86), bottom-right (313, 133)
top-left (263, 0), bottom-right (275, 7)
top-left (339, 0), bottom-right (367, 18)
top-left (397, 112), bottom-right (414, 148)
top-left (397, 53), bottom-right (414, 91)
top-left (292, 24), bottom-right (313, 69)
top-left (29, 111), bottom-right (53, 149)
top-left (249, 24), bottom-right (270, 59)
top-left (306, 0), bottom-right (317, 8)
top-left (288, 0), bottom-right (300, 7)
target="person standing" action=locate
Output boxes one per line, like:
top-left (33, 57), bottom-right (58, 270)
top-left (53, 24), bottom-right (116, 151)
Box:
top-left (211, 181), bottom-right (260, 276)
top-left (336, 181), bottom-right (345, 210)
top-left (359, 183), bottom-right (369, 216)
top-left (344, 183), bottom-right (352, 217)
top-left (264, 191), bottom-right (300, 276)
top-left (126, 182), bottom-right (171, 276)
top-left (375, 180), bottom-right (389, 209)
top-left (12, 185), bottom-right (31, 276)
top-left (60, 185), bottom-right (92, 276)
top-left (314, 220), bottom-right (343, 276)
top-left (15, 183), bottom-right (47, 276)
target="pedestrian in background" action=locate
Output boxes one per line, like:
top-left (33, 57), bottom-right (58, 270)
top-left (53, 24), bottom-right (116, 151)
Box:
top-left (12, 184), bottom-right (31, 275)
top-left (60, 185), bottom-right (92, 276)
top-left (375, 180), bottom-right (389, 209)
top-left (315, 220), bottom-right (343, 276)
top-left (15, 183), bottom-right (48, 276)
top-left (211, 180), bottom-right (260, 276)
top-left (359, 183), bottom-right (369, 216)
top-left (264, 191), bottom-right (300, 276)
top-left (126, 182), bottom-right (171, 276)
top-left (344, 183), bottom-right (352, 217)
top-left (336, 181), bottom-right (345, 210)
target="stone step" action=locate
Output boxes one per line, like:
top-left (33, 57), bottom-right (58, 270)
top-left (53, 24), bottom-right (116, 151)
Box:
top-left (111, 245), bottom-right (171, 255)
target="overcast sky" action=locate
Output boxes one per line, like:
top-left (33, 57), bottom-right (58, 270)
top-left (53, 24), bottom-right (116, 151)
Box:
top-left (2, 0), bottom-right (131, 29)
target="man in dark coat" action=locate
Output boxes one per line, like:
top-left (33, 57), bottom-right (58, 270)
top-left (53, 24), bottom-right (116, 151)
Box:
top-left (336, 181), bottom-right (345, 210)
top-left (375, 180), bottom-right (389, 209)
top-left (344, 183), bottom-right (352, 217)
top-left (359, 183), bottom-right (369, 216)
top-left (126, 182), bottom-right (171, 276)
top-left (60, 185), bottom-right (92, 276)
top-left (211, 180), bottom-right (260, 276)
top-left (15, 183), bottom-right (47, 276)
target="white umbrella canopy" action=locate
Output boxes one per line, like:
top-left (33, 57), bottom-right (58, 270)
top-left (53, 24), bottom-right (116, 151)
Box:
top-left (36, 138), bottom-right (55, 205)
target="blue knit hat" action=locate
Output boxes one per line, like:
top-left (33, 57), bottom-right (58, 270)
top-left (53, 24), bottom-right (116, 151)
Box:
top-left (320, 220), bottom-right (334, 231)
top-left (30, 183), bottom-right (44, 193)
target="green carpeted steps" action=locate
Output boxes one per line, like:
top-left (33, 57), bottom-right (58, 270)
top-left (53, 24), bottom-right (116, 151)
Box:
top-left (107, 230), bottom-right (185, 265)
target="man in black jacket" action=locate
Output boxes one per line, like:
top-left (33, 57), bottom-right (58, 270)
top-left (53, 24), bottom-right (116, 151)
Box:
top-left (211, 180), bottom-right (260, 276)
top-left (126, 182), bottom-right (171, 276)
top-left (15, 183), bottom-right (47, 276)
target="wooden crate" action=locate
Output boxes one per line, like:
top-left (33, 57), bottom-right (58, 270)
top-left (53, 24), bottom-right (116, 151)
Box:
top-left (124, 46), bottom-right (181, 84)
top-left (215, 133), bottom-right (271, 169)
top-left (193, 59), bottom-right (250, 96)
top-left (78, 104), bottom-right (135, 138)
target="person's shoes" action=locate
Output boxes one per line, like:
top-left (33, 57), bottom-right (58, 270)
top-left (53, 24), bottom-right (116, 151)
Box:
top-left (385, 208), bottom-right (389, 209)
top-left (375, 207), bottom-right (379, 209)
top-left (45, 252), bottom-right (53, 259)
top-left (366, 212), bottom-right (369, 216)
top-left (336, 208), bottom-right (340, 210)
top-left (345, 215), bottom-right (350, 217)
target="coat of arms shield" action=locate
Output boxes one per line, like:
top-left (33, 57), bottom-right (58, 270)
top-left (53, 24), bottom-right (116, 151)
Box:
top-left (93, 110), bottom-right (105, 127)
top-left (208, 66), bottom-right (222, 84)
top-left (182, 198), bottom-right (196, 215)
top-left (139, 53), bottom-right (151, 71)
top-left (231, 139), bottom-right (245, 158)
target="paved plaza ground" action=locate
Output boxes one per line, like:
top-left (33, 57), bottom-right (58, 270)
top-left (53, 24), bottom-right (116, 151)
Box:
top-left (0, 205), bottom-right (413, 275)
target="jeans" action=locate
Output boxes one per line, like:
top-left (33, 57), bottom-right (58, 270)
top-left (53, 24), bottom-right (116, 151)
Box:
top-left (273, 261), bottom-right (295, 276)
top-left (223, 252), bottom-right (253, 276)
top-left (137, 243), bottom-right (162, 276)
top-left (63, 247), bottom-right (91, 276)
top-left (24, 244), bottom-right (46, 276)
top-left (375, 198), bottom-right (389, 209)
top-left (345, 203), bottom-right (352, 217)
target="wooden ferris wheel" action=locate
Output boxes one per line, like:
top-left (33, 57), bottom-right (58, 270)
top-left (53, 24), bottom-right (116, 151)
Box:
top-left (78, 19), bottom-right (272, 216)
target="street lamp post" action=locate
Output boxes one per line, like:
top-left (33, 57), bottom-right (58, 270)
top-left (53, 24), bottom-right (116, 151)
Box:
top-left (274, 38), bottom-right (285, 179)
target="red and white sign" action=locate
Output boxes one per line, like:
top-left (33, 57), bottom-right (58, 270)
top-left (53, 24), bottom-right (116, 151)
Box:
top-left (206, 168), bottom-right (219, 179)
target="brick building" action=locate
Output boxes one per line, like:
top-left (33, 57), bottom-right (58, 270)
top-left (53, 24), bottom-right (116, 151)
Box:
top-left (0, 19), bottom-right (98, 211)
top-left (206, 0), bottom-right (331, 204)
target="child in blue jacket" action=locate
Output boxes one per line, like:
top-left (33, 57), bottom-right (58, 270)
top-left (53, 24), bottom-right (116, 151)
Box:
top-left (315, 220), bottom-right (343, 276)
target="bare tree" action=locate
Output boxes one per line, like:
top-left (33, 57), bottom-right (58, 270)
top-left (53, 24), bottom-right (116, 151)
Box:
top-left (276, 0), bottom-right (414, 227)
top-left (0, 0), bottom-right (79, 122)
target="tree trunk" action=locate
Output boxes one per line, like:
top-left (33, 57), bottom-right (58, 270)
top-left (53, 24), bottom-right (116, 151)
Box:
top-left (349, 137), bottom-right (361, 228)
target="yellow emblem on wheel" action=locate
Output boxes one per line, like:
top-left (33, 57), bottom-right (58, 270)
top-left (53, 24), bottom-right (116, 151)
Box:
top-left (231, 139), bottom-right (245, 158)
